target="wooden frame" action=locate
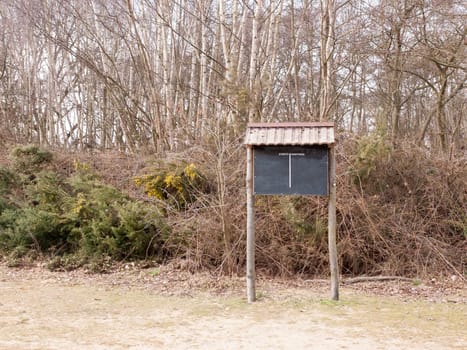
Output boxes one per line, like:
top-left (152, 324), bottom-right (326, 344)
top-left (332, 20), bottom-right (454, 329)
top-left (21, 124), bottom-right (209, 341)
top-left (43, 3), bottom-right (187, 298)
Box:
top-left (246, 145), bottom-right (256, 302)
top-left (245, 123), bottom-right (338, 303)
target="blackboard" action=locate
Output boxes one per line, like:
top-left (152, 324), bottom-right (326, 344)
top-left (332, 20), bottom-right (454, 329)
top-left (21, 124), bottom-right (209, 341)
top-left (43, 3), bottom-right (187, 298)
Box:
top-left (253, 145), bottom-right (328, 195)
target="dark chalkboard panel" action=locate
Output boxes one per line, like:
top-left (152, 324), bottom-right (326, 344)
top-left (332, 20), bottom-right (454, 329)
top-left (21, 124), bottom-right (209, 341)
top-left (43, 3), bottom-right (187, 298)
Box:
top-left (254, 145), bottom-right (328, 195)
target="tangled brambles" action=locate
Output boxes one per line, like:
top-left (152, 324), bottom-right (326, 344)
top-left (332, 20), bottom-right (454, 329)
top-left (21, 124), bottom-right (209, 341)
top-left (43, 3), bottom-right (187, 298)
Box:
top-left (0, 142), bottom-right (465, 278)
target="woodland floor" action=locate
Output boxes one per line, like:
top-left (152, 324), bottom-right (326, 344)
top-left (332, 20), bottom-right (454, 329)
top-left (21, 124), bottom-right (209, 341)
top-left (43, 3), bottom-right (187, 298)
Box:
top-left (0, 263), bottom-right (465, 350)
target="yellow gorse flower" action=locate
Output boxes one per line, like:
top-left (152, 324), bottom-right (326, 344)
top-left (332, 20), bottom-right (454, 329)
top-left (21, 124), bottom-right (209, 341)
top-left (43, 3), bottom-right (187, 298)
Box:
top-left (74, 160), bottom-right (90, 172)
top-left (184, 163), bottom-right (198, 182)
top-left (72, 192), bottom-right (86, 215)
top-left (133, 162), bottom-right (205, 207)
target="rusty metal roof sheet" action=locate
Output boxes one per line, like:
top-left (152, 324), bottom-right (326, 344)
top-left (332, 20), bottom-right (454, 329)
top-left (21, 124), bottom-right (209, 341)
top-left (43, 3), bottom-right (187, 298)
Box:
top-left (244, 122), bottom-right (335, 146)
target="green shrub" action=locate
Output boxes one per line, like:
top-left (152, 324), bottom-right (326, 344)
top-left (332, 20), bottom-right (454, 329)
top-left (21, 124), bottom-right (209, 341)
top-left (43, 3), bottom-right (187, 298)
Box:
top-left (14, 208), bottom-right (69, 252)
top-left (25, 171), bottom-right (71, 212)
top-left (113, 202), bottom-right (168, 258)
top-left (0, 206), bottom-right (72, 254)
top-left (280, 197), bottom-right (327, 246)
top-left (10, 145), bottom-right (52, 174)
top-left (68, 196), bottom-right (167, 260)
top-left (350, 134), bottom-right (391, 185)
top-left (0, 197), bottom-right (10, 214)
top-left (0, 166), bottom-right (18, 194)
top-left (0, 156), bottom-right (170, 266)
top-left (0, 208), bottom-right (19, 251)
top-left (65, 170), bottom-right (169, 261)
top-left (134, 162), bottom-right (208, 209)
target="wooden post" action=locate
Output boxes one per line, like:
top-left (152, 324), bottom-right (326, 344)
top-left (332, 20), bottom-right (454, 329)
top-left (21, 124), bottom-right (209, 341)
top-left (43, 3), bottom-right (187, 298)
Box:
top-left (246, 146), bottom-right (256, 303)
top-left (328, 146), bottom-right (339, 300)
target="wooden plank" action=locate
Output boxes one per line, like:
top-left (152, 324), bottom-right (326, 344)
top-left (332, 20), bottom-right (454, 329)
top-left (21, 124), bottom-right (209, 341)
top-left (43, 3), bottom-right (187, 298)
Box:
top-left (328, 146), bottom-right (339, 300)
top-left (246, 146), bottom-right (256, 303)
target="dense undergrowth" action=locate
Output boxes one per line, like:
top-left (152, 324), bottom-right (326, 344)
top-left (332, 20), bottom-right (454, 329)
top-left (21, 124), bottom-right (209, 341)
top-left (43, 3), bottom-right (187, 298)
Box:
top-left (0, 139), bottom-right (465, 278)
top-left (0, 146), bottom-right (171, 271)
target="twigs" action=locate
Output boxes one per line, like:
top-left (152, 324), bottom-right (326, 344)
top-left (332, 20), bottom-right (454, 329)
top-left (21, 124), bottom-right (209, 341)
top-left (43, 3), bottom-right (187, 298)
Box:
top-left (343, 276), bottom-right (414, 284)
top-left (419, 236), bottom-right (467, 282)
top-left (2, 139), bottom-right (464, 279)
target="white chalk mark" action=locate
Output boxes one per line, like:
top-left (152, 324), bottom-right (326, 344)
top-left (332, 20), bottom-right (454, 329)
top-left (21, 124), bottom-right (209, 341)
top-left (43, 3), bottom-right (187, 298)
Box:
top-left (278, 153), bottom-right (305, 188)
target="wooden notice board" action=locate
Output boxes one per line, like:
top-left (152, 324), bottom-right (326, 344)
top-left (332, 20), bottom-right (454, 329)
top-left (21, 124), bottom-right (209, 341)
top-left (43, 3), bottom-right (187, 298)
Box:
top-left (253, 145), bottom-right (328, 195)
top-left (245, 122), bottom-right (338, 303)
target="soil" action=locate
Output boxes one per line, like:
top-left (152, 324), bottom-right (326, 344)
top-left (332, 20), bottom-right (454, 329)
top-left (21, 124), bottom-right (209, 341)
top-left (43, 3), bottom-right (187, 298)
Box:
top-left (0, 263), bottom-right (465, 350)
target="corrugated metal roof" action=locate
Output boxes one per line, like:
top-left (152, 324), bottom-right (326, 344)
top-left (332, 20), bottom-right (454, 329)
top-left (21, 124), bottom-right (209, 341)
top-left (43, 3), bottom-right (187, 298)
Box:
top-left (244, 122), bottom-right (335, 146)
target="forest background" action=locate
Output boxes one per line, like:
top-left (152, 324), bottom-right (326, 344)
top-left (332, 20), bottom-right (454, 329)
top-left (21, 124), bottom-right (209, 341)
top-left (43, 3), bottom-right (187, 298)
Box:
top-left (0, 0), bottom-right (465, 278)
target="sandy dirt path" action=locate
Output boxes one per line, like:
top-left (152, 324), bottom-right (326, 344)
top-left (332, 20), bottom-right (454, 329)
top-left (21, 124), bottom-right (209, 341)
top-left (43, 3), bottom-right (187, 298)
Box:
top-left (0, 265), bottom-right (465, 349)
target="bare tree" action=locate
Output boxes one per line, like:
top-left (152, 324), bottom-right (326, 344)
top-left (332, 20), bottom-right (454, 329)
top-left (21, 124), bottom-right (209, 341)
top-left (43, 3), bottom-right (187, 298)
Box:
top-left (0, 0), bottom-right (463, 154)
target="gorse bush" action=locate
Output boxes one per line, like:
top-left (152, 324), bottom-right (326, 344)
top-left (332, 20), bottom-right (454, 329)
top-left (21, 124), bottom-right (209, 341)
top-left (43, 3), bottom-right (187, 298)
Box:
top-left (0, 167), bottom-right (18, 194)
top-left (350, 134), bottom-right (391, 186)
top-left (12, 208), bottom-right (66, 252)
top-left (134, 162), bottom-right (208, 209)
top-left (10, 145), bottom-right (52, 174)
top-left (25, 171), bottom-right (70, 212)
top-left (66, 173), bottom-right (168, 260)
top-left (0, 147), bottom-right (169, 269)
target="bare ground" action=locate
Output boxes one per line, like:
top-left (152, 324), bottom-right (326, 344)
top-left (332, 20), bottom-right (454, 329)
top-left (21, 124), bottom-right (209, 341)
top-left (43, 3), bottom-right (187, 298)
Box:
top-left (0, 264), bottom-right (465, 350)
